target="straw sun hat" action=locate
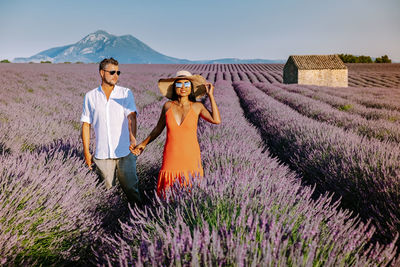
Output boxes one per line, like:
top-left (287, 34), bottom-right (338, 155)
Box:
top-left (158, 70), bottom-right (207, 99)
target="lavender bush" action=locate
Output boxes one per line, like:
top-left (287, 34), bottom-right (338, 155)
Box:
top-left (233, 81), bottom-right (400, 244)
top-left (160, 63), bottom-right (400, 88)
top-left (302, 83), bottom-right (400, 112)
top-left (0, 138), bottom-right (113, 265)
top-left (1, 63), bottom-right (400, 265)
top-left (0, 63), bottom-right (177, 265)
top-left (348, 72), bottom-right (400, 88)
top-left (254, 82), bottom-right (400, 143)
top-left (95, 80), bottom-right (398, 266)
top-left (275, 83), bottom-right (400, 122)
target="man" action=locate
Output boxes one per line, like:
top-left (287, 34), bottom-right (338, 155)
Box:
top-left (81, 58), bottom-right (141, 204)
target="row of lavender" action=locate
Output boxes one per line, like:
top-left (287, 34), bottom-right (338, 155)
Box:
top-left (95, 80), bottom-right (398, 266)
top-left (1, 65), bottom-right (396, 155)
top-left (0, 64), bottom-right (287, 264)
top-left (233, 81), bottom-right (400, 245)
top-left (299, 83), bottom-right (400, 112)
top-left (0, 64), bottom-right (177, 264)
top-left (274, 83), bottom-right (400, 122)
top-left (1, 64), bottom-right (398, 265)
top-left (97, 62), bottom-right (400, 88)
top-left (189, 71), bottom-right (400, 89)
top-left (4, 62), bottom-right (399, 88)
top-left (253, 82), bottom-right (400, 143)
top-left (177, 63), bottom-right (283, 72)
top-left (179, 63), bottom-right (400, 88)
top-left (173, 63), bottom-right (400, 87)
top-left (0, 64), bottom-right (181, 153)
top-left (0, 64), bottom-right (110, 264)
top-left (197, 71), bottom-right (400, 141)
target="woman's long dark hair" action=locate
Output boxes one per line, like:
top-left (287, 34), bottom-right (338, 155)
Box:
top-left (171, 80), bottom-right (197, 102)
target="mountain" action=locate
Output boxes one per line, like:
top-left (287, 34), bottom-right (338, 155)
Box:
top-left (14, 30), bottom-right (191, 64)
top-left (13, 30), bottom-right (283, 64)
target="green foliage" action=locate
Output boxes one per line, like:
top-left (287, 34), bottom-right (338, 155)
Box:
top-left (70, 120), bottom-right (81, 131)
top-left (1, 59), bottom-right (11, 63)
top-left (145, 90), bottom-right (164, 101)
top-left (15, 231), bottom-right (81, 266)
top-left (40, 61), bottom-right (52, 64)
top-left (21, 141), bottom-right (37, 152)
top-left (338, 104), bottom-right (353, 111)
top-left (358, 55), bottom-right (373, 63)
top-left (338, 54), bottom-right (372, 63)
top-left (339, 54), bottom-right (392, 63)
top-left (375, 55), bottom-right (392, 63)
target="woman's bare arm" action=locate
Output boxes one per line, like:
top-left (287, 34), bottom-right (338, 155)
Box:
top-left (199, 83), bottom-right (221, 124)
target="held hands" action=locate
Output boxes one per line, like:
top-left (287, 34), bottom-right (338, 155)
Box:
top-left (129, 137), bottom-right (137, 154)
top-left (205, 82), bottom-right (214, 97)
top-left (131, 143), bottom-right (146, 156)
top-left (129, 136), bottom-right (137, 151)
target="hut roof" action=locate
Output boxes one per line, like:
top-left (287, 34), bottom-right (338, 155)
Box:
top-left (289, 55), bottom-right (347, 70)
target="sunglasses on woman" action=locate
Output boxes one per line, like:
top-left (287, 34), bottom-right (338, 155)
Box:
top-left (175, 81), bottom-right (191, 88)
top-left (104, 70), bottom-right (121, 76)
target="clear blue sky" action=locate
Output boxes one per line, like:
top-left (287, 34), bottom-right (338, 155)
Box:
top-left (0, 0), bottom-right (399, 61)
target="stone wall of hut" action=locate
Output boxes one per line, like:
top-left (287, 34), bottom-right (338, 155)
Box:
top-left (298, 69), bottom-right (348, 87)
top-left (283, 60), bottom-right (298, 84)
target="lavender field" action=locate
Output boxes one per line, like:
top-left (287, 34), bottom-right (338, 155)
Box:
top-left (1, 63), bottom-right (400, 266)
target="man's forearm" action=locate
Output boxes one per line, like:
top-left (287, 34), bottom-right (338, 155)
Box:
top-left (82, 122), bottom-right (91, 154)
top-left (128, 112), bottom-right (137, 142)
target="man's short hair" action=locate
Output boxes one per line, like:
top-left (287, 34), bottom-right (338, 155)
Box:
top-left (99, 58), bottom-right (119, 71)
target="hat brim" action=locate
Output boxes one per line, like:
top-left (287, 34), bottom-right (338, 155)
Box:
top-left (158, 75), bottom-right (207, 100)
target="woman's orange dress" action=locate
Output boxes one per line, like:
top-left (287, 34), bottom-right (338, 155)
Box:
top-left (157, 104), bottom-right (203, 197)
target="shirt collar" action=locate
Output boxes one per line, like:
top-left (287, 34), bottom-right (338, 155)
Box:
top-left (98, 85), bottom-right (119, 97)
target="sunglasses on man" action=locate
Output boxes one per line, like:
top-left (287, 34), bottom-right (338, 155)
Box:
top-left (103, 70), bottom-right (121, 76)
top-left (175, 81), bottom-right (191, 88)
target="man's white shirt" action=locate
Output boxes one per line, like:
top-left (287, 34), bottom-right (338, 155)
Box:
top-left (81, 85), bottom-right (137, 159)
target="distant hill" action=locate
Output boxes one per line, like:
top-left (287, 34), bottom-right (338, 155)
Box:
top-left (13, 30), bottom-right (283, 64)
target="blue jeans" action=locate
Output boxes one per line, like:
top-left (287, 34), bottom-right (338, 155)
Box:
top-left (93, 153), bottom-right (141, 204)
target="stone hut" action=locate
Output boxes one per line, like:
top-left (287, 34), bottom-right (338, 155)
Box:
top-left (283, 55), bottom-right (348, 87)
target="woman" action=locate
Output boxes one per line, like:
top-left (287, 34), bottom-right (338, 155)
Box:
top-left (131, 70), bottom-right (221, 198)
